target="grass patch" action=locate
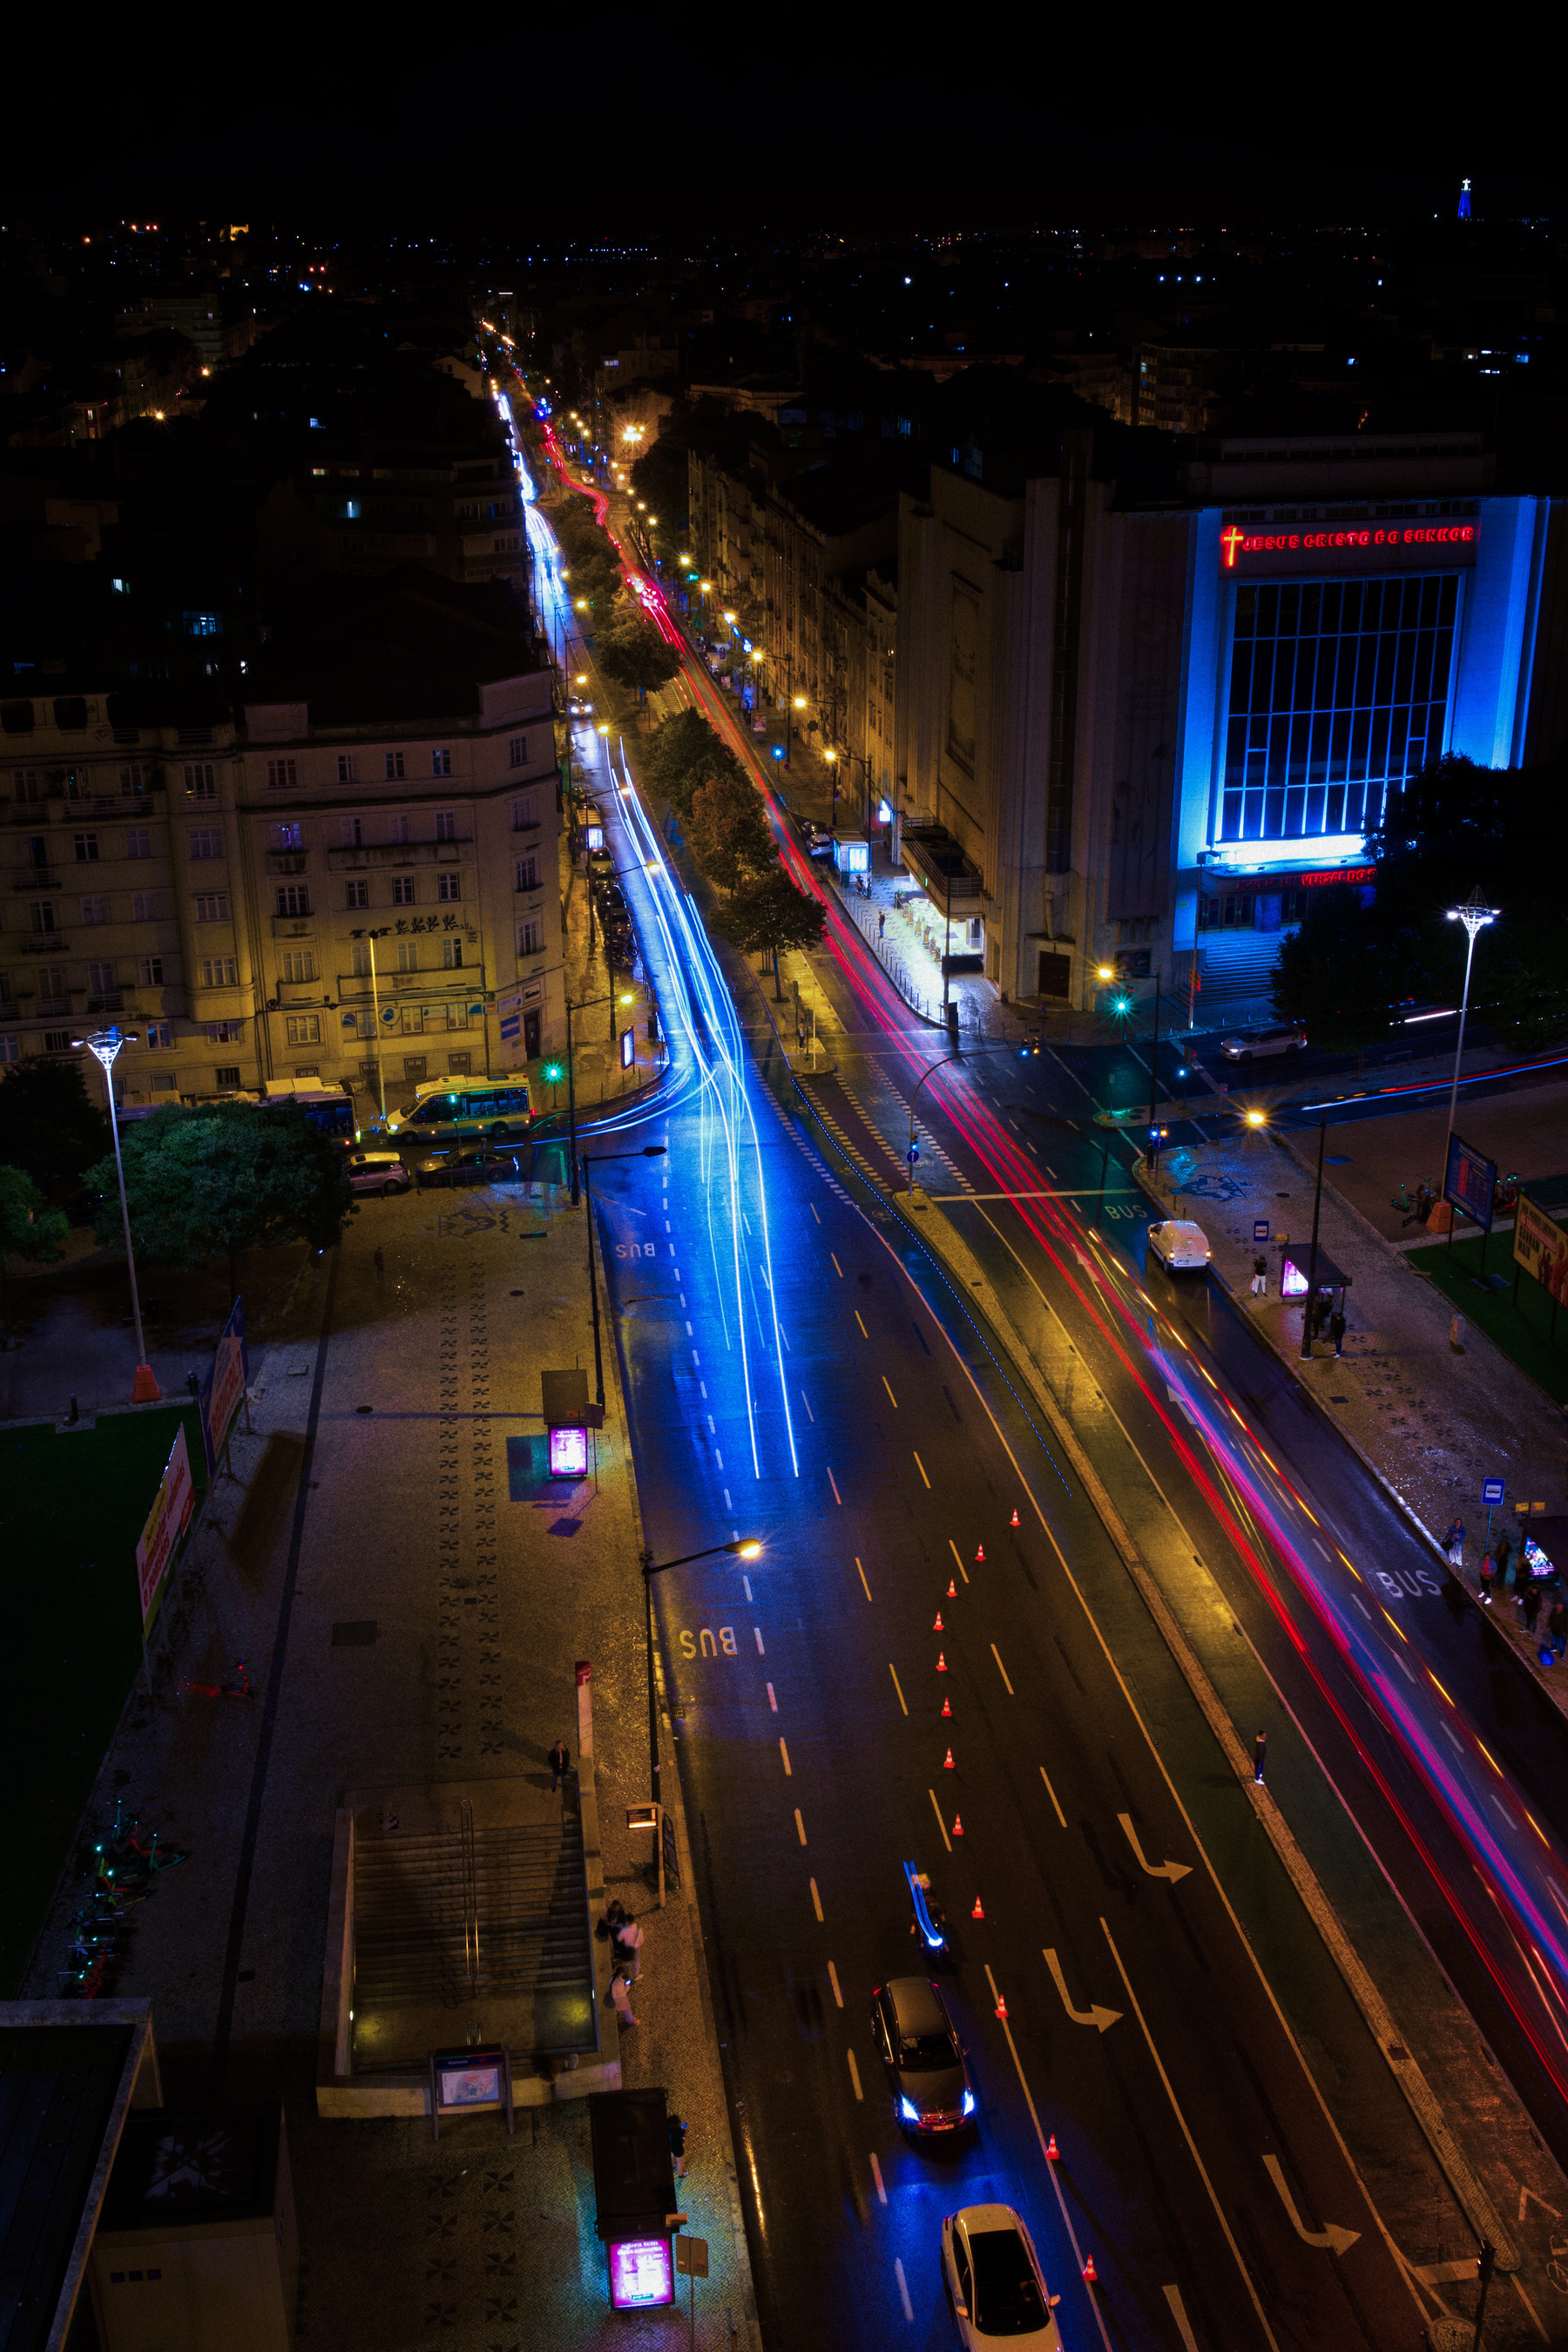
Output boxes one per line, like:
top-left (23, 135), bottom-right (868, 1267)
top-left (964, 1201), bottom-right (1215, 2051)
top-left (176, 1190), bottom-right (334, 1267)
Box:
top-left (1406, 1230), bottom-right (1568, 1406)
top-left (0, 1402), bottom-right (207, 1994)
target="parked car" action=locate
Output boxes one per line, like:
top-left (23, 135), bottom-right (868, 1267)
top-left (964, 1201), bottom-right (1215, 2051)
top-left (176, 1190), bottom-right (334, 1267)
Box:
top-left (414, 1149), bottom-right (520, 1190)
top-left (1146, 1217), bottom-right (1212, 1273)
top-left (1220, 1023), bottom-right (1307, 1062)
top-left (595, 880), bottom-right (629, 923)
top-left (345, 1151), bottom-right (412, 1197)
top-left (941, 2206), bottom-right (1062, 2349)
top-left (870, 1977), bottom-right (975, 2135)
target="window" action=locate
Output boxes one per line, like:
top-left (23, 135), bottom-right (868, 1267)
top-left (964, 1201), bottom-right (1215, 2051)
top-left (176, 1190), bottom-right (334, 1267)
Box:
top-left (442, 938), bottom-right (464, 970)
top-left (515, 854), bottom-right (538, 891)
top-left (279, 950), bottom-right (314, 983)
top-left (88, 960), bottom-right (116, 993)
top-left (436, 871), bottom-right (460, 902)
top-left (345, 879), bottom-right (369, 909)
top-left (0, 1037), bottom-right (19, 1064)
top-left (132, 889), bottom-right (156, 921)
top-left (215, 1064), bottom-right (242, 1088)
top-left (140, 956), bottom-right (165, 986)
top-left (509, 735), bottom-right (527, 767)
top-left (431, 747), bottom-right (452, 776)
top-left (336, 754), bottom-right (359, 784)
top-left (395, 942), bottom-right (417, 973)
top-left (387, 814), bottom-right (409, 843)
top-left (510, 794), bottom-right (537, 829)
top-left (182, 612), bottom-right (220, 637)
top-left (80, 896), bottom-right (109, 924)
top-left (201, 957), bottom-right (240, 986)
top-left (285, 1014), bottom-right (321, 1045)
top-left (1221, 571), bottom-right (1460, 845)
top-left (351, 942), bottom-right (372, 977)
top-left (74, 832), bottom-right (99, 862)
top-left (206, 1021), bottom-right (244, 1043)
top-left (194, 892), bottom-right (230, 922)
top-left (125, 828), bottom-right (151, 858)
top-left (391, 877), bottom-right (416, 906)
top-left (518, 916), bottom-right (543, 956)
top-left (272, 821), bottom-right (303, 849)
top-left (184, 762), bottom-right (216, 798)
top-left (188, 826), bottom-right (223, 859)
top-left (266, 758), bottom-right (298, 791)
top-left (340, 816), bottom-right (363, 847)
top-left (44, 1031), bottom-right (73, 1055)
top-left (119, 763), bottom-right (150, 795)
top-left (275, 884), bottom-right (310, 915)
top-left (29, 901), bottom-right (56, 935)
top-left (36, 964), bottom-right (65, 999)
top-left (12, 769), bottom-right (39, 802)
top-left (434, 810), bottom-right (456, 841)
top-left (384, 750), bottom-right (405, 780)
top-left (145, 1023), bottom-right (172, 1050)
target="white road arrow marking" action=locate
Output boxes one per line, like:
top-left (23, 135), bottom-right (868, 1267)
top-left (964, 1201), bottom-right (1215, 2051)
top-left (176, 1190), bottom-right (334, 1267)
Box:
top-left (1044, 1948), bottom-right (1121, 2033)
top-left (1119, 1813), bottom-right (1193, 1883)
top-left (1263, 2153), bottom-right (1361, 2256)
top-left (1166, 1381), bottom-right (1205, 1430)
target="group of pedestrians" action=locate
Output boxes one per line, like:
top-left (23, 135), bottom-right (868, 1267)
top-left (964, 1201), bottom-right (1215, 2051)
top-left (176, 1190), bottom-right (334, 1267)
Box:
top-left (1248, 1254), bottom-right (1347, 1355)
top-left (597, 1898), bottom-right (645, 2029)
top-left (1450, 1521), bottom-right (1568, 1663)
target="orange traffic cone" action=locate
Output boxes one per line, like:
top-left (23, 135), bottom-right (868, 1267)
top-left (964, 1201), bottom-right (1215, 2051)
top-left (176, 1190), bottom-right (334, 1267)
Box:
top-left (975, 1544), bottom-right (985, 1564)
top-left (933, 1612), bottom-right (944, 1632)
top-left (943, 1747), bottom-right (955, 1770)
top-left (936, 1652), bottom-right (947, 1671)
top-left (952, 1814), bottom-right (964, 1835)
top-left (971, 1897), bottom-right (984, 1919)
top-left (942, 1696), bottom-right (951, 1717)
top-left (1010, 1508), bottom-right (1020, 1526)
top-left (1083, 2257), bottom-right (1098, 2285)
top-left (947, 1578), bottom-right (957, 1597)
top-left (994, 1993), bottom-right (1008, 2019)
top-left (1045, 2134), bottom-right (1059, 2161)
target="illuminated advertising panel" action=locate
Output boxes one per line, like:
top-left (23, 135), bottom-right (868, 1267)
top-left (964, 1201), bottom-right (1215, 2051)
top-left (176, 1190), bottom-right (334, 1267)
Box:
top-left (608, 2239), bottom-right (674, 2309)
top-left (549, 1423), bottom-right (589, 1477)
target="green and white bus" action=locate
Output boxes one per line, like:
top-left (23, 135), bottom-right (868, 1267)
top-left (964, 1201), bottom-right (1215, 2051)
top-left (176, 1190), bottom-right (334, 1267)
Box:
top-left (382, 1075), bottom-right (533, 1144)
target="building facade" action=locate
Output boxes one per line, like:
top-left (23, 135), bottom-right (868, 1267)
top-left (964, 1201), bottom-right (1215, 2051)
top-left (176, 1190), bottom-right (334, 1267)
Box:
top-left (893, 430), bottom-right (1565, 1008)
top-left (1, 673), bottom-right (564, 1110)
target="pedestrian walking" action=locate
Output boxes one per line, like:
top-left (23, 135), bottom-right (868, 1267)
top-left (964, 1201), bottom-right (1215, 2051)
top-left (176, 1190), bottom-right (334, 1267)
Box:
top-left (878, 911), bottom-right (886, 943)
top-left (1524, 1581), bottom-right (1544, 1635)
top-left (1477, 1551), bottom-right (1496, 1605)
top-left (1547, 1601), bottom-right (1568, 1664)
top-left (373, 1246), bottom-right (385, 1284)
top-left (609, 1971), bottom-right (637, 2030)
top-left (1253, 1729), bottom-right (1267, 1785)
top-left (548, 1739), bottom-right (571, 1793)
top-left (1328, 1308), bottom-right (1346, 1357)
top-left (1250, 1254), bottom-right (1268, 1297)
top-left (668, 2112), bottom-right (688, 2180)
top-left (614, 1915), bottom-right (645, 1982)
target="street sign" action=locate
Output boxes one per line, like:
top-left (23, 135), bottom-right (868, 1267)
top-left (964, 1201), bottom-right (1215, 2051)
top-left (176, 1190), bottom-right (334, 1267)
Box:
top-left (1254, 1220), bottom-right (1270, 1242)
top-left (675, 2237), bottom-right (709, 2278)
top-left (1482, 1477), bottom-right (1505, 1506)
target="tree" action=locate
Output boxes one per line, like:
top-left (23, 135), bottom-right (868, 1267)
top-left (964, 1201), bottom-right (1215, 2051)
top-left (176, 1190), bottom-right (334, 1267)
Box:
top-left (84, 1101), bottom-right (354, 1301)
top-left (709, 868), bottom-right (826, 997)
top-left (0, 1164), bottom-right (69, 1345)
top-left (1270, 885), bottom-right (1406, 1077)
top-left (644, 708), bottom-right (741, 822)
top-left (0, 1058), bottom-right (111, 1197)
top-left (597, 616), bottom-right (681, 700)
top-left (686, 772), bottom-right (778, 894)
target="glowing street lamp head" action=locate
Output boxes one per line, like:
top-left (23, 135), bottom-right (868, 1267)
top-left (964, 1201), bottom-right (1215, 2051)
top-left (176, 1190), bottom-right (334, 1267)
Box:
top-left (1113, 997), bottom-right (1132, 1017)
top-left (1245, 1108), bottom-right (1267, 1127)
top-left (793, 694), bottom-right (807, 710)
top-left (726, 1538), bottom-right (763, 1560)
top-left (1098, 964), bottom-right (1114, 981)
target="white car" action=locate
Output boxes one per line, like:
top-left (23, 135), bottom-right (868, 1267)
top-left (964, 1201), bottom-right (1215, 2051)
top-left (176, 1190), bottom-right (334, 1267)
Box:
top-left (345, 1151), bottom-right (411, 1197)
top-left (1220, 1023), bottom-right (1307, 1061)
top-left (1147, 1217), bottom-right (1212, 1272)
top-left (941, 2206), bottom-right (1062, 2349)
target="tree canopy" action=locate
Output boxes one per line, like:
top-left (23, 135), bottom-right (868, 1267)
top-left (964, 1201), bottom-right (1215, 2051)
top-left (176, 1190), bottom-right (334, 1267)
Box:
top-left (1270, 886), bottom-right (1407, 1075)
top-left (84, 1101), bottom-right (354, 1297)
top-left (686, 771), bottom-right (778, 894)
top-left (597, 615), bottom-right (682, 697)
top-left (0, 1059), bottom-right (111, 1197)
top-left (708, 869), bottom-right (826, 995)
top-left (643, 707), bottom-right (743, 822)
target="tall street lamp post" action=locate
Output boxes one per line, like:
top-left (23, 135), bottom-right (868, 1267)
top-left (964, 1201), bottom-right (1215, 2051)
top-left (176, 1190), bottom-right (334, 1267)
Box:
top-left (564, 987), bottom-right (636, 1206)
top-left (1301, 1114), bottom-right (1328, 1361)
top-left (579, 1146), bottom-right (666, 1409)
top-left (348, 927), bottom-right (391, 1122)
top-left (75, 1025), bottom-right (159, 1402)
top-left (1443, 888), bottom-right (1498, 1173)
top-left (639, 1538), bottom-right (761, 1875)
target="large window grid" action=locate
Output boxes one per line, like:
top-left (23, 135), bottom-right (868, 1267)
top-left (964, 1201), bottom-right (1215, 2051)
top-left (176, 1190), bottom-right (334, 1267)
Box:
top-left (1220, 573), bottom-right (1458, 845)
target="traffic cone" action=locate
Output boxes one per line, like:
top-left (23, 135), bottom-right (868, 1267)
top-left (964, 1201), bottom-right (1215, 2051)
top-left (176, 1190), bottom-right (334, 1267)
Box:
top-left (952, 1814), bottom-right (964, 1835)
top-left (936, 1652), bottom-right (947, 1672)
top-left (1045, 2134), bottom-right (1059, 2161)
top-left (975, 1544), bottom-right (985, 1564)
top-left (943, 1747), bottom-right (955, 1770)
top-left (1083, 2257), bottom-right (1098, 2285)
top-left (994, 1993), bottom-right (1008, 2019)
top-left (971, 1897), bottom-right (984, 1919)
top-left (942, 1696), bottom-right (951, 1717)
top-left (1010, 1508), bottom-right (1020, 1527)
top-left (947, 1578), bottom-right (957, 1597)
top-left (934, 1612), bottom-right (944, 1632)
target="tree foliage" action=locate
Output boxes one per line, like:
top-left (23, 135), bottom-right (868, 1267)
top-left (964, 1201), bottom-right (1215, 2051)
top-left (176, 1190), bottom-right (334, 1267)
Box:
top-left (686, 772), bottom-right (778, 894)
top-left (644, 708), bottom-right (742, 822)
top-left (1270, 885), bottom-right (1408, 1075)
top-left (84, 1101), bottom-right (354, 1294)
top-left (0, 1058), bottom-right (111, 1197)
top-left (0, 1165), bottom-right (68, 1264)
top-left (708, 869), bottom-right (826, 994)
top-left (597, 615), bottom-right (681, 697)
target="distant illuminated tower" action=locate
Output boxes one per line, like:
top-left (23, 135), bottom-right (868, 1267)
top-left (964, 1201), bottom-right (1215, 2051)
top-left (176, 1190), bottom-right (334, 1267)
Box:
top-left (1458, 177), bottom-right (1472, 221)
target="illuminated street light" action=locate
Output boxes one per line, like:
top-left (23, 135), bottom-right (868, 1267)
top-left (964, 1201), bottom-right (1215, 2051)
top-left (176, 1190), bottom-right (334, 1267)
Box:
top-left (73, 1026), bottom-right (159, 1402)
top-left (1098, 963), bottom-right (1115, 981)
top-left (1443, 887), bottom-right (1499, 1169)
top-left (1245, 1108), bottom-right (1267, 1127)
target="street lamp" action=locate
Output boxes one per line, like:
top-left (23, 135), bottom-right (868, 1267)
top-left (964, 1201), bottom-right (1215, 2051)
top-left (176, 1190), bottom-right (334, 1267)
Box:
top-left (580, 1146), bottom-right (666, 1409)
top-left (348, 926), bottom-right (391, 1122)
top-left (74, 1026), bottom-right (159, 1402)
top-left (639, 1536), bottom-right (762, 1880)
top-left (1443, 888), bottom-right (1498, 1172)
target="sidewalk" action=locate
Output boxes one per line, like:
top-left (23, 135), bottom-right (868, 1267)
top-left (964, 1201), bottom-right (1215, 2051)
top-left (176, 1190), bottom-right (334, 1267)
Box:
top-left (1134, 1125), bottom-right (1568, 1712)
top-left (17, 1166), bottom-right (758, 2346)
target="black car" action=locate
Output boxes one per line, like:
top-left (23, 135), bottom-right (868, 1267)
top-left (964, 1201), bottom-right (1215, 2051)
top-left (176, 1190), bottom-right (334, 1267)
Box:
top-left (871, 1977), bottom-right (976, 2135)
top-left (414, 1149), bottom-right (522, 1190)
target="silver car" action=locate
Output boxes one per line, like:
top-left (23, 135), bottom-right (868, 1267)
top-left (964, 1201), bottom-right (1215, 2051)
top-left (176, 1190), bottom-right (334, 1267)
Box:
top-left (1220, 1024), bottom-right (1307, 1062)
top-left (346, 1151), bottom-right (411, 1198)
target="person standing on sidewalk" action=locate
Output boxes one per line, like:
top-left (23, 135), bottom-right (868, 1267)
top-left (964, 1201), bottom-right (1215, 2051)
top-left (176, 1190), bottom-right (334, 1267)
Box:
top-left (1329, 1308), bottom-right (1347, 1357)
top-left (1477, 1549), bottom-right (1496, 1605)
top-left (1524, 1580), bottom-right (1544, 1636)
top-left (1443, 1519), bottom-right (1466, 1572)
top-left (609, 1970), bottom-right (637, 2030)
top-left (1250, 1253), bottom-right (1267, 1297)
top-left (548, 1739), bottom-right (571, 1793)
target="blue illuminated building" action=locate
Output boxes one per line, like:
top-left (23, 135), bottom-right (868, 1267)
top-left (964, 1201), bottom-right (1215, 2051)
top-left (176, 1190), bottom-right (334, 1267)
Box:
top-left (1458, 177), bottom-right (1472, 221)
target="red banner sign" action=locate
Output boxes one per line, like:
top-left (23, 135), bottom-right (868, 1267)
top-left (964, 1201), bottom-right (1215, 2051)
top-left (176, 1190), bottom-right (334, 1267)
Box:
top-left (1222, 523), bottom-right (1477, 569)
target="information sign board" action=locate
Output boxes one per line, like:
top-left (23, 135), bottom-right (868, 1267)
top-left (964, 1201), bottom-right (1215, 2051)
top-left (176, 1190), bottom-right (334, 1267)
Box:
top-left (135, 1423), bottom-right (194, 1634)
top-left (1443, 1132), bottom-right (1496, 1233)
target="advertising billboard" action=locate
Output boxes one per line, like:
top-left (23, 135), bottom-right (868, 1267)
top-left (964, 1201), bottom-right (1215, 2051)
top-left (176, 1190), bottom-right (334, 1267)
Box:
top-left (1443, 1133), bottom-right (1496, 1233)
top-left (135, 1423), bottom-right (195, 1634)
top-left (199, 1296), bottom-right (248, 1473)
top-left (1514, 1196), bottom-right (1568, 1301)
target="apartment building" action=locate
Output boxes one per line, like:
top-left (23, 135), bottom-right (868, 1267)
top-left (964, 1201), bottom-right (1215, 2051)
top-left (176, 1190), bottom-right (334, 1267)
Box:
top-left (0, 613), bottom-right (564, 1105)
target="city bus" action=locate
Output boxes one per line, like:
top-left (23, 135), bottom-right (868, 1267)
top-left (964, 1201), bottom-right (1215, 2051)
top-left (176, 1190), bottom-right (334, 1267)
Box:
top-left (381, 1075), bottom-right (533, 1145)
